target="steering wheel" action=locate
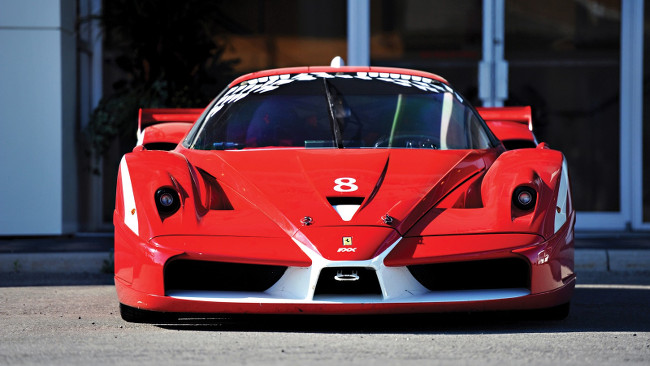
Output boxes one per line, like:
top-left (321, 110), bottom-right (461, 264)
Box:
top-left (374, 134), bottom-right (439, 149)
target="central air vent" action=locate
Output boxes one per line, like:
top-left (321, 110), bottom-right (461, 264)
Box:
top-left (164, 260), bottom-right (287, 293)
top-left (314, 267), bottom-right (382, 296)
top-left (327, 197), bottom-right (364, 221)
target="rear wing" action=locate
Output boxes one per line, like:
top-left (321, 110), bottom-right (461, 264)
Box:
top-left (136, 108), bottom-right (204, 150)
top-left (476, 106), bottom-right (538, 149)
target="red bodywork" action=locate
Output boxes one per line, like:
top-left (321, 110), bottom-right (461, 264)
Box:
top-left (136, 108), bottom-right (203, 148)
top-left (114, 66), bottom-right (574, 318)
top-left (477, 106), bottom-right (537, 146)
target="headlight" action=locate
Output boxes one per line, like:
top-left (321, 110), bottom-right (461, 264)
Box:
top-left (155, 187), bottom-right (180, 216)
top-left (512, 186), bottom-right (536, 211)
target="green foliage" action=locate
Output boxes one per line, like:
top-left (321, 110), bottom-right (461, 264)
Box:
top-left (84, 0), bottom-right (238, 159)
top-left (86, 81), bottom-right (166, 162)
top-left (101, 252), bottom-right (114, 274)
top-left (13, 260), bottom-right (21, 273)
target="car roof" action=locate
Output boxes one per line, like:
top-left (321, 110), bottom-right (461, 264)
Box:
top-left (229, 66), bottom-right (449, 88)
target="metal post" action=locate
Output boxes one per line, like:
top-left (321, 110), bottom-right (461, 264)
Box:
top-left (91, 0), bottom-right (103, 109)
top-left (347, 0), bottom-right (370, 66)
top-left (621, 0), bottom-right (645, 229)
top-left (479, 0), bottom-right (507, 107)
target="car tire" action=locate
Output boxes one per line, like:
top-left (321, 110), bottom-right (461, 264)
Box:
top-left (119, 303), bottom-right (177, 323)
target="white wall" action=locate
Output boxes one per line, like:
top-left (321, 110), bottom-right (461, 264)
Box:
top-left (0, 0), bottom-right (77, 235)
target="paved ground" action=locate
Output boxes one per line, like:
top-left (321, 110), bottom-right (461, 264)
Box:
top-left (0, 271), bottom-right (649, 365)
top-left (0, 234), bottom-right (649, 365)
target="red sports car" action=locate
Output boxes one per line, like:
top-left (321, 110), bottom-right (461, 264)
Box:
top-left (114, 64), bottom-right (575, 322)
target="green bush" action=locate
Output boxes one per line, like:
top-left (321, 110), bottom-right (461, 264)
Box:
top-left (85, 0), bottom-right (238, 159)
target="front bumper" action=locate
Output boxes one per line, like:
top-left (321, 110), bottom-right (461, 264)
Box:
top-left (114, 214), bottom-right (575, 315)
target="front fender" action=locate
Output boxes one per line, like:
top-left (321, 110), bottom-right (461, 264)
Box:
top-left (115, 150), bottom-right (196, 241)
top-left (405, 148), bottom-right (570, 238)
top-left (480, 148), bottom-right (566, 237)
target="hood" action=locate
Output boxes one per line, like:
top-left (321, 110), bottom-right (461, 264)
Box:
top-left (183, 148), bottom-right (492, 260)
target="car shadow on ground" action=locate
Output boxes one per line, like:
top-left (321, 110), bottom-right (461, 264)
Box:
top-left (155, 285), bottom-right (650, 334)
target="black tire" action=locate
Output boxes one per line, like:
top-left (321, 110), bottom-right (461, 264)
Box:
top-left (532, 302), bottom-right (571, 321)
top-left (119, 303), bottom-right (177, 323)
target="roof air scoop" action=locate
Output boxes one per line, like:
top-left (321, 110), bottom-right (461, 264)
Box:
top-left (327, 197), bottom-right (363, 221)
top-left (330, 56), bottom-right (345, 67)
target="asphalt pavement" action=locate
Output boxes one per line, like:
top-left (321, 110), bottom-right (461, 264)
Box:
top-left (0, 232), bottom-right (649, 274)
top-left (1, 271), bottom-right (649, 365)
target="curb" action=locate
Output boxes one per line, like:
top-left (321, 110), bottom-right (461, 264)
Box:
top-left (0, 249), bottom-right (648, 274)
top-left (0, 252), bottom-right (112, 274)
top-left (608, 250), bottom-right (650, 272)
top-left (575, 249), bottom-right (608, 271)
top-left (573, 249), bottom-right (650, 272)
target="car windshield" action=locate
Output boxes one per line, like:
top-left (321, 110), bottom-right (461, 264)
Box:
top-left (186, 72), bottom-right (494, 150)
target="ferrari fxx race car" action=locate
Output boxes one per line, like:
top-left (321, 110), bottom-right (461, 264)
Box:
top-left (114, 63), bottom-right (575, 322)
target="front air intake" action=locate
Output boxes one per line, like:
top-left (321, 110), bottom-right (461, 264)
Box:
top-left (164, 259), bottom-right (287, 294)
top-left (407, 257), bottom-right (530, 291)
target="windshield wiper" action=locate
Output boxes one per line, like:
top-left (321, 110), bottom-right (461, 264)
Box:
top-left (322, 78), bottom-right (344, 148)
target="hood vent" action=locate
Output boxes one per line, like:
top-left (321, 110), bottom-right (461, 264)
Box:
top-left (327, 197), bottom-right (364, 222)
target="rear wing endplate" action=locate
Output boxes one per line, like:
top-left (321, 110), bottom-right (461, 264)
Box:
top-left (476, 106), bottom-right (537, 149)
top-left (136, 108), bottom-right (204, 148)
top-left (476, 106), bottom-right (532, 131)
top-left (138, 108), bottom-right (204, 134)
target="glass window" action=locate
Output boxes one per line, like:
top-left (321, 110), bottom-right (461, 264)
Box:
top-left (370, 0), bottom-right (482, 105)
top-left (217, 0), bottom-right (347, 71)
top-left (505, 0), bottom-right (621, 212)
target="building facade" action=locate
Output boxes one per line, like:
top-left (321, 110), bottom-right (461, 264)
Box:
top-left (0, 0), bottom-right (648, 235)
